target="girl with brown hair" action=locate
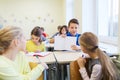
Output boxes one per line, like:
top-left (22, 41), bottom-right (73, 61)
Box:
top-left (77, 32), bottom-right (119, 80)
top-left (26, 26), bottom-right (46, 52)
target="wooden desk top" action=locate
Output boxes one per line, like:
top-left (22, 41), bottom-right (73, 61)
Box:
top-left (53, 51), bottom-right (82, 64)
top-left (26, 53), bottom-right (56, 64)
top-left (26, 51), bottom-right (85, 64)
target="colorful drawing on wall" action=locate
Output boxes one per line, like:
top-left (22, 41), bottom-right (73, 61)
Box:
top-left (0, 17), bottom-right (2, 22)
top-left (38, 16), bottom-right (41, 20)
top-left (13, 19), bottom-right (16, 22)
top-left (32, 20), bottom-right (36, 23)
top-left (44, 18), bottom-right (46, 22)
top-left (19, 20), bottom-right (22, 23)
top-left (51, 19), bottom-right (54, 23)
top-left (47, 14), bottom-right (50, 17)
top-left (4, 20), bottom-right (7, 23)
top-left (0, 24), bottom-right (3, 29)
top-left (25, 17), bottom-right (28, 20)
top-left (11, 14), bottom-right (14, 17)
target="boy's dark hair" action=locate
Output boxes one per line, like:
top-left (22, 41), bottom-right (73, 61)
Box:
top-left (68, 18), bottom-right (79, 26)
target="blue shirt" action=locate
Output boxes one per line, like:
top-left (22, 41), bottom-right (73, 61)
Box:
top-left (51, 32), bottom-right (59, 38)
top-left (67, 32), bottom-right (81, 46)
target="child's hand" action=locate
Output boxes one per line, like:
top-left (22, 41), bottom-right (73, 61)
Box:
top-left (60, 34), bottom-right (66, 38)
top-left (23, 50), bottom-right (28, 54)
top-left (71, 45), bottom-right (81, 50)
top-left (77, 57), bottom-right (86, 68)
top-left (40, 62), bottom-right (49, 69)
top-left (35, 50), bottom-right (41, 53)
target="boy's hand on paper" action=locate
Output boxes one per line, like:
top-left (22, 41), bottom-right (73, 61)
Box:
top-left (71, 45), bottom-right (80, 50)
top-left (77, 57), bottom-right (86, 68)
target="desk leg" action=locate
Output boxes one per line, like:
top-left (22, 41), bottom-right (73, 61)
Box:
top-left (44, 70), bottom-right (47, 80)
top-left (61, 65), bottom-right (64, 80)
top-left (67, 65), bottom-right (70, 80)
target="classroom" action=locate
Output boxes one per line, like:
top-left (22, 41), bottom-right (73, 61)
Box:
top-left (0, 0), bottom-right (120, 80)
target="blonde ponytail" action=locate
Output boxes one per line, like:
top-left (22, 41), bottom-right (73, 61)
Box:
top-left (0, 26), bottom-right (22, 55)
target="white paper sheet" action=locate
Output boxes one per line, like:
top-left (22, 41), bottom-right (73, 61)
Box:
top-left (54, 36), bottom-right (76, 51)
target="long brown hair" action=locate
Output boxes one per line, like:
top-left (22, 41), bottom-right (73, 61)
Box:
top-left (79, 32), bottom-right (119, 80)
top-left (59, 25), bottom-right (68, 35)
top-left (0, 26), bottom-right (22, 55)
top-left (31, 26), bottom-right (42, 43)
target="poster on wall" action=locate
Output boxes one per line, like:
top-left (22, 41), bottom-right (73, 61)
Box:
top-left (0, 24), bottom-right (3, 29)
top-left (0, 16), bottom-right (3, 29)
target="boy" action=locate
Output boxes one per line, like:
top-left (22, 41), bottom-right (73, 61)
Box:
top-left (67, 18), bottom-right (81, 50)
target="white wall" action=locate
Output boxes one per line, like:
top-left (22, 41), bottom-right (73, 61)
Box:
top-left (74, 0), bottom-right (82, 33)
top-left (0, 0), bottom-right (66, 39)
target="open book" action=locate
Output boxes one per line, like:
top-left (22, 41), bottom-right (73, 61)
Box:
top-left (26, 52), bottom-right (51, 57)
top-left (54, 36), bottom-right (76, 51)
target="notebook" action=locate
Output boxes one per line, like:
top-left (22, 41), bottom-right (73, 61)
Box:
top-left (26, 52), bottom-right (51, 57)
top-left (54, 36), bottom-right (76, 51)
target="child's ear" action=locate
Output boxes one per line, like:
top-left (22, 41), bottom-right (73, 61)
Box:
top-left (12, 39), bottom-right (19, 47)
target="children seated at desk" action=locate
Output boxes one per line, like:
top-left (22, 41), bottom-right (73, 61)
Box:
top-left (77, 32), bottom-right (119, 80)
top-left (26, 26), bottom-right (46, 52)
top-left (49, 25), bottom-right (61, 43)
top-left (51, 25), bottom-right (61, 38)
top-left (40, 27), bottom-right (49, 38)
top-left (0, 26), bottom-right (48, 80)
top-left (49, 25), bottom-right (68, 44)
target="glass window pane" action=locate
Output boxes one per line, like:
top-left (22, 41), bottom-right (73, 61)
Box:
top-left (97, 0), bottom-right (118, 37)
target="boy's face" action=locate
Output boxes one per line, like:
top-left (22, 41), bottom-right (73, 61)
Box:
top-left (68, 23), bottom-right (79, 36)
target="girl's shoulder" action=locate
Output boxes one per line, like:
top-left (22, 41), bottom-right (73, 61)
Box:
top-left (26, 40), bottom-right (34, 45)
top-left (27, 40), bottom-right (32, 43)
top-left (41, 42), bottom-right (45, 46)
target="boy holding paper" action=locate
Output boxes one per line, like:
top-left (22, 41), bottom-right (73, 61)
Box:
top-left (67, 18), bottom-right (81, 50)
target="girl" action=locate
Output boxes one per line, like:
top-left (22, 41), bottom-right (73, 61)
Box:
top-left (0, 26), bottom-right (48, 80)
top-left (26, 26), bottom-right (46, 52)
top-left (59, 25), bottom-right (68, 37)
top-left (77, 32), bottom-right (119, 80)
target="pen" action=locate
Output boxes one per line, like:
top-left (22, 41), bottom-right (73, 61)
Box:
top-left (35, 55), bottom-right (42, 64)
top-left (36, 55), bottom-right (49, 69)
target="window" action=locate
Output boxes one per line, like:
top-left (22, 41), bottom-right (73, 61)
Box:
top-left (82, 0), bottom-right (119, 45)
top-left (66, 0), bottom-right (74, 24)
top-left (97, 0), bottom-right (119, 37)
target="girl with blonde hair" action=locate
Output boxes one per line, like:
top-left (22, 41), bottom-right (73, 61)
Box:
top-left (0, 26), bottom-right (48, 80)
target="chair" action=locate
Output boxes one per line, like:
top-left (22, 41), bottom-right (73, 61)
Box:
top-left (70, 61), bottom-right (83, 80)
top-left (29, 62), bottom-right (43, 80)
top-left (111, 54), bottom-right (120, 74)
top-left (70, 58), bottom-right (90, 80)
